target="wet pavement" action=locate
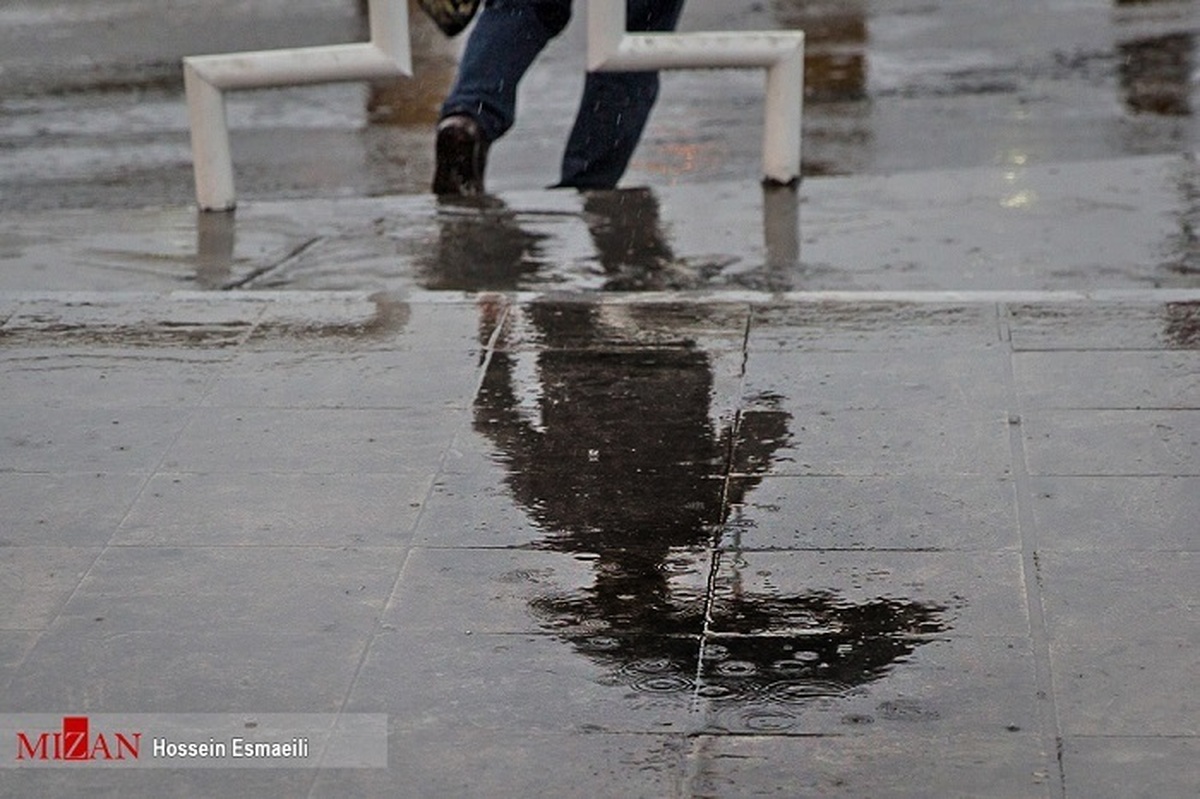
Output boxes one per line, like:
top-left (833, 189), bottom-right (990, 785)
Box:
top-left (3, 0), bottom-right (1200, 797)
top-left (3, 154), bottom-right (1200, 293)
top-left (3, 0), bottom-right (1200, 209)
top-left (2, 155), bottom-right (1199, 796)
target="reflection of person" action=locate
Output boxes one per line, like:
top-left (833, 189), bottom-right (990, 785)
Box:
top-left (417, 177), bottom-right (946, 702)
top-left (416, 196), bottom-right (549, 290)
top-left (415, 188), bottom-right (683, 292)
top-left (475, 301), bottom-right (789, 633)
top-left (532, 587), bottom-right (948, 703)
top-left (475, 304), bottom-right (784, 551)
top-left (433, 0), bottom-right (687, 195)
top-left (416, 185), bottom-right (802, 293)
top-left (473, 304), bottom-right (947, 702)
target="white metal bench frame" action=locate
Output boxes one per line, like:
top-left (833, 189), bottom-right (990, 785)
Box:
top-left (587, 3), bottom-right (803, 187)
top-left (184, 0), bottom-right (803, 211)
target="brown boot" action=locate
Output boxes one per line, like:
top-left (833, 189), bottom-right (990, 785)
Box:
top-left (432, 114), bottom-right (490, 196)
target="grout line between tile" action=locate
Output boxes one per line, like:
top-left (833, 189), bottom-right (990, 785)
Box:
top-left (329, 297), bottom-right (511, 750)
top-left (1000, 303), bottom-right (1067, 799)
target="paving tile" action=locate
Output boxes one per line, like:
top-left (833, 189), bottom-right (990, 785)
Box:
top-left (0, 405), bottom-right (191, 473)
top-left (245, 291), bottom-right (401, 344)
top-left (1061, 736), bottom-right (1200, 799)
top-left (383, 547), bottom-right (710, 636)
top-left (695, 637), bottom-right (1039, 738)
top-left (747, 303), bottom-right (1000, 352)
top-left (449, 374), bottom-right (736, 545)
top-left (685, 732), bottom-right (1053, 798)
top-left (438, 428), bottom-right (514, 477)
top-left (163, 407), bottom-right (461, 474)
top-left (347, 629), bottom-right (695, 735)
top-left (414, 471), bottom-right (545, 548)
top-left (428, 430), bottom-right (717, 550)
top-left (0, 348), bottom-right (222, 408)
top-left (241, 235), bottom-right (421, 295)
top-left (734, 409), bottom-right (1012, 477)
top-left (0, 207), bottom-right (268, 292)
top-left (0, 472), bottom-right (145, 546)
top-left (723, 475), bottom-right (1018, 551)
top-left (115, 472), bottom-right (428, 546)
top-left (308, 729), bottom-right (686, 799)
top-left (465, 467), bottom-right (723, 548)
top-left (1039, 552), bottom-right (1197, 641)
top-left (442, 420), bottom-right (728, 479)
top-left (2, 285), bottom-right (1196, 799)
top-left (1013, 350), bottom-right (1200, 410)
top-left (1051, 637), bottom-right (1199, 736)
top-left (742, 348), bottom-right (1011, 412)
top-left (1030, 476), bottom-right (1200, 550)
top-left (4, 627), bottom-right (365, 713)
top-left (381, 301), bottom-right (508, 353)
top-left (709, 550), bottom-right (1030, 638)
top-left (1042, 550), bottom-right (1193, 739)
top-left (672, 554), bottom-right (1038, 738)
top-left (1021, 410), bottom-right (1200, 476)
top-left (54, 545), bottom-right (406, 636)
top-left (496, 301), bottom-right (751, 352)
top-left (385, 548), bottom-right (596, 634)
top-left (203, 348), bottom-right (484, 410)
top-left (1007, 302), bottom-right (1200, 351)
top-left (477, 345), bottom-right (745, 437)
top-left (0, 547), bottom-right (101, 630)
top-left (0, 631), bottom-right (38, 692)
top-left (374, 551), bottom-right (714, 737)
top-left (0, 295), bottom-right (259, 348)
top-left (248, 299), bottom-right (499, 354)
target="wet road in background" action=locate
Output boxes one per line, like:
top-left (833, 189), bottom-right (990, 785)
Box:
top-left (1, 0), bottom-right (1198, 211)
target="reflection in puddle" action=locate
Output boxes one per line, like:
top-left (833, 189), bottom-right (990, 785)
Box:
top-left (416, 195), bottom-right (550, 291)
top-left (414, 186), bottom-right (800, 292)
top-left (1119, 32), bottom-right (1194, 117)
top-left (471, 299), bottom-right (949, 718)
top-left (1163, 301), bottom-right (1200, 347)
top-left (195, 208), bottom-right (236, 289)
top-left (772, 0), bottom-right (869, 104)
top-left (532, 586), bottom-right (946, 711)
top-left (417, 189), bottom-right (701, 291)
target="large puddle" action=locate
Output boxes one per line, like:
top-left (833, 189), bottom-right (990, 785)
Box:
top-left (469, 300), bottom-right (956, 725)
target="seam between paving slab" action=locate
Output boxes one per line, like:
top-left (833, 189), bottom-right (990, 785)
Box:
top-left (4, 289), bottom-right (1200, 302)
top-left (1000, 310), bottom-right (1069, 799)
top-left (3, 289), bottom-right (1199, 326)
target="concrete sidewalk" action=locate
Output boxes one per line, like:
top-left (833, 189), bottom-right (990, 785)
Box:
top-left (1, 157), bottom-right (1198, 797)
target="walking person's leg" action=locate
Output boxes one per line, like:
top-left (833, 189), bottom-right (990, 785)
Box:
top-left (434, 0), bottom-right (573, 194)
top-left (557, 0), bottom-right (686, 189)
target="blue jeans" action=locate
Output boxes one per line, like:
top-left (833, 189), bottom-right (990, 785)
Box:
top-left (441, 0), bottom-right (686, 189)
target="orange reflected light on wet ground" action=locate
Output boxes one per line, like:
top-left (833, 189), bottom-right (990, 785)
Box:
top-left (633, 135), bottom-right (731, 181)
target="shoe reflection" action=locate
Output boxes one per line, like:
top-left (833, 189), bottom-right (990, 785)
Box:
top-left (416, 186), bottom-right (802, 292)
top-left (417, 195), bottom-right (550, 291)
